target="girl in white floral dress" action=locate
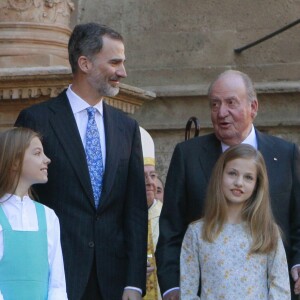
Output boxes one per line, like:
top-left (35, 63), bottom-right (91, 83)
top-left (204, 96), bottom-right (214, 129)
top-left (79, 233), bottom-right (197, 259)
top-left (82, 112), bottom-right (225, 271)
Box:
top-left (180, 144), bottom-right (290, 300)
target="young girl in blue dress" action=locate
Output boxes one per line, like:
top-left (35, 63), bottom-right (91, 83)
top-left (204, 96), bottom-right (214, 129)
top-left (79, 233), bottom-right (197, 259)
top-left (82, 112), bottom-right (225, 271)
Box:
top-left (0, 127), bottom-right (68, 300)
top-left (180, 144), bottom-right (290, 300)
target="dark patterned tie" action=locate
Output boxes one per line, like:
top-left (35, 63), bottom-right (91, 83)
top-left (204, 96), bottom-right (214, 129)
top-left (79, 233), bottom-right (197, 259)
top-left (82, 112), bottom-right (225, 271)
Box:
top-left (85, 107), bottom-right (103, 207)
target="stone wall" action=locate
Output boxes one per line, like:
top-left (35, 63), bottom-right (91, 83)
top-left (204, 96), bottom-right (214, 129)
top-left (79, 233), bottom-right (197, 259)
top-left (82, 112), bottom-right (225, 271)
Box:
top-left (73, 1), bottom-right (300, 179)
top-left (74, 0), bottom-right (300, 87)
top-left (133, 84), bottom-right (300, 181)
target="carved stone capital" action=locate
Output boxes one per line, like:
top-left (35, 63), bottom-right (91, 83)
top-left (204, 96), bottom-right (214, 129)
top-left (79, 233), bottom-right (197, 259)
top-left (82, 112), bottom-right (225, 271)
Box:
top-left (0, 0), bottom-right (74, 68)
top-left (0, 0), bottom-right (74, 25)
top-left (0, 66), bottom-right (156, 130)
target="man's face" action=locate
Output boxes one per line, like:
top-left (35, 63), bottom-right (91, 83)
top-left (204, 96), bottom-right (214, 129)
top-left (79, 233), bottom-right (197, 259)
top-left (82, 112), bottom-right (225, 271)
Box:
top-left (144, 165), bottom-right (157, 208)
top-left (87, 35), bottom-right (127, 97)
top-left (209, 74), bottom-right (258, 146)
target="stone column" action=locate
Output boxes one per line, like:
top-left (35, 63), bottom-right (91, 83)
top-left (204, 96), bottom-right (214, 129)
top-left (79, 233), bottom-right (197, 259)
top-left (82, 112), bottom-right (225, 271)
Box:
top-left (0, 0), bottom-right (75, 68)
top-left (0, 1), bottom-right (156, 131)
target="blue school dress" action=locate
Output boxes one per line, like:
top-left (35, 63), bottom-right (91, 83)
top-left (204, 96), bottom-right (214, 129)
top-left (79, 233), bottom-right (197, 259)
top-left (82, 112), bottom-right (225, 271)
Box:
top-left (0, 202), bottom-right (49, 300)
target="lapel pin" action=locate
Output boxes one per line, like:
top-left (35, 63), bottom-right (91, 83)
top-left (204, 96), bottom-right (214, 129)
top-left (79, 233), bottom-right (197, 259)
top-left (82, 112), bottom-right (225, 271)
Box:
top-left (274, 157), bottom-right (278, 161)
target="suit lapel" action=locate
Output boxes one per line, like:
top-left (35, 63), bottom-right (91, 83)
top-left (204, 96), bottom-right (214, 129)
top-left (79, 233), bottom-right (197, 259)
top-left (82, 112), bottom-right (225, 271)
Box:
top-left (48, 94), bottom-right (95, 204)
top-left (99, 102), bottom-right (122, 209)
top-left (256, 130), bottom-right (278, 186)
top-left (198, 134), bottom-right (222, 182)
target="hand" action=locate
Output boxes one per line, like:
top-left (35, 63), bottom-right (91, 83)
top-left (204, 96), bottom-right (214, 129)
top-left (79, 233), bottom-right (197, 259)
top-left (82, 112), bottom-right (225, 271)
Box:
top-left (291, 266), bottom-right (300, 295)
top-left (163, 289), bottom-right (180, 300)
top-left (122, 289), bottom-right (142, 300)
top-left (147, 260), bottom-right (155, 278)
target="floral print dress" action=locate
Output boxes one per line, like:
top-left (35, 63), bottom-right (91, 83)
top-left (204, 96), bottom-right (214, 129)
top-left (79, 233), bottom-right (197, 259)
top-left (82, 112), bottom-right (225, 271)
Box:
top-left (180, 220), bottom-right (290, 300)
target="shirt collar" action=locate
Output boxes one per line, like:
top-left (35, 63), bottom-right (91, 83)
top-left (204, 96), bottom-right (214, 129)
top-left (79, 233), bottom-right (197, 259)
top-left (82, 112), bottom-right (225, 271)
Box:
top-left (1, 193), bottom-right (31, 203)
top-left (66, 85), bottom-right (103, 116)
top-left (148, 199), bottom-right (157, 210)
top-left (221, 125), bottom-right (257, 152)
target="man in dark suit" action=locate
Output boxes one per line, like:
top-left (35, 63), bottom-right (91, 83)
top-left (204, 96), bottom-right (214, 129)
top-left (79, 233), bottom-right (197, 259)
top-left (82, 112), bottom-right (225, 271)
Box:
top-left (156, 70), bottom-right (300, 300)
top-left (15, 23), bottom-right (148, 300)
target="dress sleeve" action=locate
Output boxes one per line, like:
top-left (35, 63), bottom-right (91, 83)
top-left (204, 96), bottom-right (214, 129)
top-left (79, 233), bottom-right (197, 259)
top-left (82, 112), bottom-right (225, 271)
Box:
top-left (267, 236), bottom-right (291, 300)
top-left (46, 208), bottom-right (68, 300)
top-left (180, 224), bottom-right (201, 300)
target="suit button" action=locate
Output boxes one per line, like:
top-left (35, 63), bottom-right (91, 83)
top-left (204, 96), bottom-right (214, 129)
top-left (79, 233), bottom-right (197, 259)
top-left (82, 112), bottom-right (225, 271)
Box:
top-left (88, 241), bottom-right (94, 248)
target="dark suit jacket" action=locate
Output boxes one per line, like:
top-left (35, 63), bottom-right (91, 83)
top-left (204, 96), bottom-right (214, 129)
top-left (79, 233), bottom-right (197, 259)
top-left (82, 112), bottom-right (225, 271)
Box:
top-left (156, 131), bottom-right (300, 295)
top-left (15, 90), bottom-right (148, 300)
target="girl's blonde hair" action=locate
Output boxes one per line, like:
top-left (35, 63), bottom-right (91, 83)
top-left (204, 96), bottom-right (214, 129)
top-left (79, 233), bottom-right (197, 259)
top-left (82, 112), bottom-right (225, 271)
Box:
top-left (202, 144), bottom-right (280, 254)
top-left (0, 127), bottom-right (41, 199)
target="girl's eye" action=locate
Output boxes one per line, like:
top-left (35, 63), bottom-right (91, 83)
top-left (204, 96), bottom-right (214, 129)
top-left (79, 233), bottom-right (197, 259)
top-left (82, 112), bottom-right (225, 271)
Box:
top-left (245, 175), bottom-right (254, 181)
top-left (228, 171), bottom-right (236, 176)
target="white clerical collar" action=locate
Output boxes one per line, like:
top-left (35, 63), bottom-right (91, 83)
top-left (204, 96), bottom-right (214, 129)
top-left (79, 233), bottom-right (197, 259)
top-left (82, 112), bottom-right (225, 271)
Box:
top-left (148, 199), bottom-right (157, 210)
top-left (221, 125), bottom-right (257, 152)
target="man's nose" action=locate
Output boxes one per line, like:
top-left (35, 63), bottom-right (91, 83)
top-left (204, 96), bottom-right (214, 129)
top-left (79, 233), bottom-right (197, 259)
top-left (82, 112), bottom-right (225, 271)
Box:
top-left (116, 64), bottom-right (127, 78)
top-left (145, 176), bottom-right (154, 184)
top-left (218, 104), bottom-right (229, 118)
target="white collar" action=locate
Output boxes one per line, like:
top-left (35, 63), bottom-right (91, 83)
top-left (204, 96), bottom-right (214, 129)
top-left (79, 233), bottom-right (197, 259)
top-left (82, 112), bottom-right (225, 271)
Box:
top-left (148, 199), bottom-right (157, 210)
top-left (66, 85), bottom-right (103, 116)
top-left (1, 193), bottom-right (31, 204)
top-left (221, 125), bottom-right (257, 152)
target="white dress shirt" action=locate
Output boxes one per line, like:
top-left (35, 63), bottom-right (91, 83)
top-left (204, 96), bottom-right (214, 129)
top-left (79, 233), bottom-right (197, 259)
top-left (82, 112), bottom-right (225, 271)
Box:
top-left (0, 194), bottom-right (68, 300)
top-left (66, 85), bottom-right (106, 169)
top-left (221, 124), bottom-right (257, 152)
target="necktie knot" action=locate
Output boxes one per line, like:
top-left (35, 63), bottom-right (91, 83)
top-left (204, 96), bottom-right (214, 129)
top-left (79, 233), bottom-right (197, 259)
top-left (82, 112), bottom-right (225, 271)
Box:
top-left (87, 107), bottom-right (96, 119)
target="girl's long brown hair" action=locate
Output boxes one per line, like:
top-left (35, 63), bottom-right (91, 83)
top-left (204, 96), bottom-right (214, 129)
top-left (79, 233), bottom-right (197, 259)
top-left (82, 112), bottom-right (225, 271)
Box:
top-left (0, 127), bottom-right (41, 200)
top-left (202, 144), bottom-right (280, 254)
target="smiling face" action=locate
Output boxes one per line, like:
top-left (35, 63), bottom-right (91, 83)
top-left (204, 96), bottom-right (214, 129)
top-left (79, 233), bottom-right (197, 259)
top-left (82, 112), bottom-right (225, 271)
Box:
top-left (86, 35), bottom-right (127, 97)
top-left (144, 165), bottom-right (157, 208)
top-left (222, 157), bottom-right (257, 209)
top-left (18, 137), bottom-right (51, 195)
top-left (209, 73), bottom-right (258, 146)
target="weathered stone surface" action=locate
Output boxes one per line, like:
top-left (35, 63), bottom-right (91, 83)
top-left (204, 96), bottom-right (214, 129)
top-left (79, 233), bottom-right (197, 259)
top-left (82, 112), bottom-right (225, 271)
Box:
top-left (76, 1), bottom-right (300, 88)
top-left (0, 0), bottom-right (75, 68)
top-left (2, 0), bottom-right (300, 179)
top-left (0, 0), bottom-right (75, 25)
top-left (73, 0), bottom-right (299, 178)
top-left (133, 84), bottom-right (300, 180)
top-left (0, 66), bottom-right (155, 129)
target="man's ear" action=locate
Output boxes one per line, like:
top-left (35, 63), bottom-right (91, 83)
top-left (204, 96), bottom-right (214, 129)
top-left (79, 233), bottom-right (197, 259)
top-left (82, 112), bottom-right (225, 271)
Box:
top-left (251, 99), bottom-right (258, 119)
top-left (78, 56), bottom-right (91, 73)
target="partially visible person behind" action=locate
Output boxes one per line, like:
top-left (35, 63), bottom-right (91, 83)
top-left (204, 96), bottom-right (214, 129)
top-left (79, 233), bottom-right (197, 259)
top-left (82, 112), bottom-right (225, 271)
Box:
top-left (0, 127), bottom-right (67, 300)
top-left (180, 144), bottom-right (290, 299)
top-left (140, 127), bottom-right (162, 300)
top-left (156, 70), bottom-right (300, 300)
top-left (15, 23), bottom-right (147, 300)
top-left (156, 176), bottom-right (164, 204)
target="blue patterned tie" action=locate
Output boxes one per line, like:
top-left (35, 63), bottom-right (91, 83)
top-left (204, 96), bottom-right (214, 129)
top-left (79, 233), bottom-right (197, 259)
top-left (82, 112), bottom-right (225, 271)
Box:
top-left (85, 107), bottom-right (103, 207)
